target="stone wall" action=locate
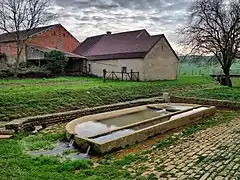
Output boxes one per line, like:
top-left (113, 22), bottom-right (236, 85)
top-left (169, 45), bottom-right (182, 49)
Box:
top-left (5, 97), bottom-right (163, 131)
top-left (143, 37), bottom-right (179, 80)
top-left (171, 96), bottom-right (240, 110)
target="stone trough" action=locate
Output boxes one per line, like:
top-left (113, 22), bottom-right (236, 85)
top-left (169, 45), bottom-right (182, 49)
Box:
top-left (66, 103), bottom-right (216, 154)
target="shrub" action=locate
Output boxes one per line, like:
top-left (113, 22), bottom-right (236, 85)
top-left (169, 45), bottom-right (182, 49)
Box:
top-left (45, 50), bottom-right (67, 75)
top-left (0, 63), bottom-right (14, 78)
top-left (17, 65), bottom-right (52, 78)
top-left (0, 53), bottom-right (7, 63)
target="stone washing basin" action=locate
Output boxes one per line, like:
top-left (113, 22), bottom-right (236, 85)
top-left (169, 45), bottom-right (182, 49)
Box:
top-left (66, 103), bottom-right (216, 154)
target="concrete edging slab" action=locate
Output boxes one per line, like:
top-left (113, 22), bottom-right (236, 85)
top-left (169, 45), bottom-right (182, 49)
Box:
top-left (170, 96), bottom-right (240, 110)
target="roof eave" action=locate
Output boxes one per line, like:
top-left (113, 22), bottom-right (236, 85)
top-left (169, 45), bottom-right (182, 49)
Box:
top-left (28, 45), bottom-right (85, 59)
top-left (88, 57), bottom-right (145, 61)
top-left (86, 52), bottom-right (147, 61)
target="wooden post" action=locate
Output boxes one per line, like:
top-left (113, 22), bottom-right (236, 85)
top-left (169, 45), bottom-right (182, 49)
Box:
top-left (103, 69), bottom-right (106, 82)
top-left (130, 69), bottom-right (133, 80)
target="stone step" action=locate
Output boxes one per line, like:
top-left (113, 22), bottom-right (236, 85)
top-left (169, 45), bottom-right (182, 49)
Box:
top-left (0, 129), bottom-right (15, 135)
top-left (0, 135), bottom-right (13, 139)
top-left (0, 128), bottom-right (14, 139)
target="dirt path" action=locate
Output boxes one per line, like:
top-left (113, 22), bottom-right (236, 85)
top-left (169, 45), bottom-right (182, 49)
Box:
top-left (125, 118), bottom-right (240, 179)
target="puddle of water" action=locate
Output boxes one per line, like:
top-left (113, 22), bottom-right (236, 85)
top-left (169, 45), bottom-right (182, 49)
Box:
top-left (28, 142), bottom-right (71, 156)
top-left (66, 153), bottom-right (89, 160)
top-left (28, 142), bottom-right (89, 160)
top-left (91, 129), bottom-right (135, 143)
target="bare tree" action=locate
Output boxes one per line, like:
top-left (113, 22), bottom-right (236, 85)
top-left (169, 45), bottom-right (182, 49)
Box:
top-left (0, 0), bottom-right (54, 77)
top-left (180, 0), bottom-right (240, 87)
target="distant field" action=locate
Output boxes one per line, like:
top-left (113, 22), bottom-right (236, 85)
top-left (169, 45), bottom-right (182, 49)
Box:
top-left (179, 61), bottom-right (240, 75)
top-left (0, 75), bottom-right (239, 121)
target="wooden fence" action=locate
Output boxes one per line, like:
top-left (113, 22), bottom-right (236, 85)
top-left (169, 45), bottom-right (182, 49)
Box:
top-left (103, 69), bottom-right (140, 82)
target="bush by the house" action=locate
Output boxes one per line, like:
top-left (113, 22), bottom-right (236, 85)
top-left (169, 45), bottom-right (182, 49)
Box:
top-left (45, 50), bottom-right (67, 75)
top-left (17, 65), bottom-right (52, 78)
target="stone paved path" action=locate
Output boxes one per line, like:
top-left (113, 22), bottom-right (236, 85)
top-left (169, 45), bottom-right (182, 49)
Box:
top-left (126, 118), bottom-right (240, 180)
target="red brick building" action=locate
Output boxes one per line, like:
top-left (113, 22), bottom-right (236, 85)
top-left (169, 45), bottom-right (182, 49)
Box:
top-left (0, 24), bottom-right (80, 64)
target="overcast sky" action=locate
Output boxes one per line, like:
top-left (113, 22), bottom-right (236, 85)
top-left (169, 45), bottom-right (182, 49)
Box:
top-left (51, 0), bottom-right (191, 51)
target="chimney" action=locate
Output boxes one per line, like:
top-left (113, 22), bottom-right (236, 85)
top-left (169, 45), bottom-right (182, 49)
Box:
top-left (106, 31), bottom-right (112, 35)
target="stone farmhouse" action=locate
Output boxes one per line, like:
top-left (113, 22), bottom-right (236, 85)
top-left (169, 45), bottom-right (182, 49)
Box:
top-left (73, 29), bottom-right (179, 81)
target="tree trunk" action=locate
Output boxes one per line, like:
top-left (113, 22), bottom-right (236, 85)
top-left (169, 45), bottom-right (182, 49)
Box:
top-left (14, 44), bottom-right (22, 78)
top-left (220, 67), bottom-right (232, 87)
top-left (13, 54), bottom-right (20, 78)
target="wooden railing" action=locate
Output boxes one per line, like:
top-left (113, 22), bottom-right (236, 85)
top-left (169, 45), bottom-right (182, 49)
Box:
top-left (103, 69), bottom-right (140, 82)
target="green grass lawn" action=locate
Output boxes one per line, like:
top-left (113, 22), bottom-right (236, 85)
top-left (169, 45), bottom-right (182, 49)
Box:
top-left (0, 75), bottom-right (239, 121)
top-left (182, 78), bottom-right (240, 101)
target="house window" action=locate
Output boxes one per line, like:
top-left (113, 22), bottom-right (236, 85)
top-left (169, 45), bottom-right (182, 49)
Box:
top-left (63, 33), bottom-right (65, 37)
top-left (53, 32), bottom-right (56, 36)
top-left (161, 45), bottom-right (164, 51)
top-left (122, 67), bottom-right (127, 73)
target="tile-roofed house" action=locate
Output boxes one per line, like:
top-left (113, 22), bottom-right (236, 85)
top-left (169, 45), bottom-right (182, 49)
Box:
top-left (73, 29), bottom-right (179, 81)
top-left (0, 24), bottom-right (80, 64)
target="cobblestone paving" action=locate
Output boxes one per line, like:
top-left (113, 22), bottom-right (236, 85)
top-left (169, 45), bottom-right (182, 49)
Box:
top-left (126, 118), bottom-right (240, 180)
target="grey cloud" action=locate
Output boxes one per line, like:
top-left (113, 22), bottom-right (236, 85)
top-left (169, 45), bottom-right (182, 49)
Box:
top-left (55, 0), bottom-right (187, 11)
top-left (55, 0), bottom-right (119, 10)
top-left (150, 14), bottom-right (188, 24)
top-left (52, 0), bottom-right (190, 50)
